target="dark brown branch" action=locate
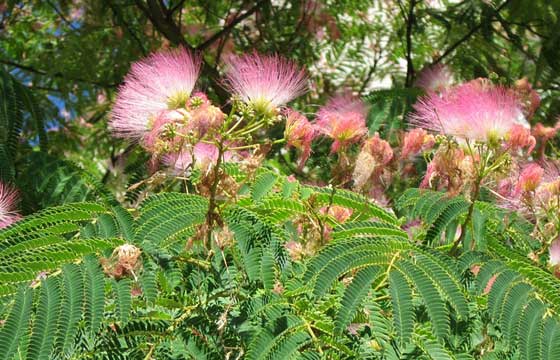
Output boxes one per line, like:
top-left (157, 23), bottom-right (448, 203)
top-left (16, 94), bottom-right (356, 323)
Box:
top-left (404, 0), bottom-right (417, 87)
top-left (432, 0), bottom-right (513, 65)
top-left (167, 0), bottom-right (186, 19)
top-left (46, 0), bottom-right (79, 31)
top-left (197, 1), bottom-right (266, 51)
top-left (0, 59), bottom-right (118, 88)
top-left (133, 0), bottom-right (230, 101)
top-left (108, 1), bottom-right (148, 56)
top-left (136, 0), bottom-right (192, 49)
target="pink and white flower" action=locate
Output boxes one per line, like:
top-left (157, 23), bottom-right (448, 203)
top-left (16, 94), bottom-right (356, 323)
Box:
top-left (410, 79), bottom-right (526, 143)
top-left (110, 47), bottom-right (201, 141)
top-left (316, 93), bottom-right (369, 153)
top-left (223, 52), bottom-right (307, 114)
top-left (414, 63), bottom-right (454, 92)
top-left (0, 182), bottom-right (22, 229)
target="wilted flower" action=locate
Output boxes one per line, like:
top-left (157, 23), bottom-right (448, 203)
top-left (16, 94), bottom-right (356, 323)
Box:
top-left (410, 79), bottom-right (526, 143)
top-left (401, 128), bottom-right (435, 159)
top-left (110, 47), bottom-right (201, 141)
top-left (420, 145), bottom-right (467, 195)
top-left (316, 93), bottom-right (368, 153)
top-left (352, 133), bottom-right (393, 190)
top-left (414, 63), bottom-right (453, 92)
top-left (0, 182), bottom-right (22, 229)
top-left (285, 240), bottom-right (304, 261)
top-left (223, 52), bottom-right (307, 115)
top-left (284, 109), bottom-right (317, 169)
top-left (321, 205), bottom-right (353, 223)
top-left (101, 244), bottom-right (142, 280)
top-left (532, 123), bottom-right (558, 142)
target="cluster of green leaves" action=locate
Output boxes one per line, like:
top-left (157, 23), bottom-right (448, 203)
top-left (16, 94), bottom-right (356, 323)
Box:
top-left (2, 165), bottom-right (560, 359)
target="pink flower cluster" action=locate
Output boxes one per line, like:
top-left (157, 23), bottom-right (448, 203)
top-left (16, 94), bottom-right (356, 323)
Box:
top-left (223, 52), bottom-right (308, 115)
top-left (111, 49), bottom-right (314, 174)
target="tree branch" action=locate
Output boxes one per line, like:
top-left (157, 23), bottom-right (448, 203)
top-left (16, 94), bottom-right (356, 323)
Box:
top-left (432, 0), bottom-right (513, 65)
top-left (197, 1), bottom-right (266, 51)
top-left (108, 1), bottom-right (148, 56)
top-left (0, 59), bottom-right (118, 88)
top-left (404, 0), bottom-right (416, 87)
top-left (133, 0), bottom-right (232, 102)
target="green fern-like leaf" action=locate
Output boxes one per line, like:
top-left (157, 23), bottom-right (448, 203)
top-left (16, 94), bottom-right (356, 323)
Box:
top-left (335, 266), bottom-right (381, 333)
top-left (27, 276), bottom-right (62, 360)
top-left (389, 269), bottom-right (414, 346)
top-left (0, 287), bottom-right (33, 360)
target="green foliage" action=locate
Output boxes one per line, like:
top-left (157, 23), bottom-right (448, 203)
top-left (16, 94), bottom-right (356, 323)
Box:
top-left (2, 0), bottom-right (560, 357)
top-left (0, 68), bottom-right (46, 182)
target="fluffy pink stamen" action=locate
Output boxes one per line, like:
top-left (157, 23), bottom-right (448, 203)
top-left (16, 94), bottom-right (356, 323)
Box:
top-left (414, 63), bottom-right (454, 92)
top-left (110, 47), bottom-right (201, 141)
top-left (0, 182), bottom-right (22, 229)
top-left (410, 79), bottom-right (526, 142)
top-left (164, 142), bottom-right (234, 174)
top-left (223, 52), bottom-right (308, 110)
top-left (316, 93), bottom-right (368, 153)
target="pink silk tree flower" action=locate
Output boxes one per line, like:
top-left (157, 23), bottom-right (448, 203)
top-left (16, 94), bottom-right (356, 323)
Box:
top-left (284, 109), bottom-right (317, 169)
top-left (410, 79), bottom-right (526, 143)
top-left (223, 52), bottom-right (308, 114)
top-left (320, 205), bottom-right (353, 223)
top-left (186, 92), bottom-right (226, 137)
top-left (110, 47), bottom-right (201, 141)
top-left (414, 63), bottom-right (454, 93)
top-left (143, 109), bottom-right (188, 153)
top-left (316, 93), bottom-right (369, 153)
top-left (549, 238), bottom-right (560, 266)
top-left (0, 182), bottom-right (22, 229)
